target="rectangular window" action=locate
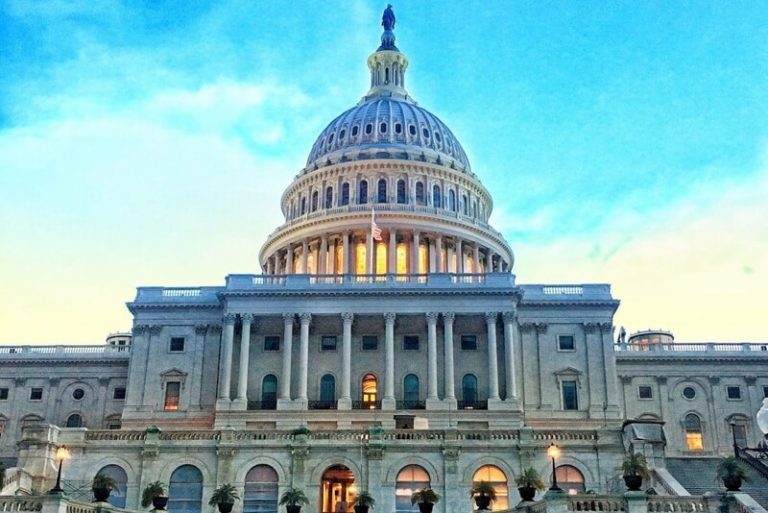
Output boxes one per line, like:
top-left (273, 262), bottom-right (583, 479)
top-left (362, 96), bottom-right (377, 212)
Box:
top-left (726, 386), bottom-right (742, 400)
top-left (733, 424), bottom-right (748, 448)
top-left (321, 335), bottom-right (337, 351)
top-left (169, 337), bottom-right (185, 352)
top-left (30, 387), bottom-right (43, 400)
top-left (562, 381), bottom-right (578, 410)
top-left (362, 335), bottom-right (378, 351)
top-left (264, 336), bottom-right (280, 351)
top-left (764, 385), bottom-right (768, 398)
top-left (164, 382), bottom-right (180, 411)
top-left (404, 335), bottom-right (419, 351)
top-left (686, 433), bottom-right (704, 451)
top-left (0, 388), bottom-right (8, 400)
top-left (461, 335), bottom-right (477, 350)
top-left (113, 387), bottom-right (126, 400)
top-left (558, 335), bottom-right (575, 351)
top-left (638, 386), bottom-right (653, 399)
top-left (107, 421), bottom-right (121, 430)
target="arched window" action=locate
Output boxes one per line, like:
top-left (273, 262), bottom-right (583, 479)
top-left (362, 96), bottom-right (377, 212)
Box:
top-left (262, 375), bottom-right (277, 409)
top-left (554, 465), bottom-right (585, 494)
top-left (311, 191), bottom-right (319, 212)
top-left (244, 465), bottom-right (278, 513)
top-left (462, 194), bottom-right (468, 215)
top-left (168, 465), bottom-right (203, 513)
top-left (432, 185), bottom-right (441, 208)
top-left (473, 201), bottom-right (477, 218)
top-left (448, 189), bottom-right (456, 211)
top-left (472, 465), bottom-right (508, 511)
top-left (361, 374), bottom-right (378, 408)
top-left (341, 183), bottom-right (350, 206)
top-left (378, 179), bottom-right (387, 203)
top-left (685, 413), bottom-right (703, 451)
top-left (415, 182), bottom-right (424, 205)
top-left (462, 374), bottom-right (478, 408)
top-left (325, 186), bottom-right (333, 209)
top-left (395, 465), bottom-right (430, 513)
top-left (96, 465), bottom-right (127, 508)
top-left (300, 197), bottom-right (307, 215)
top-left (397, 179), bottom-right (406, 204)
top-left (403, 374), bottom-right (420, 407)
top-left (66, 413), bottom-right (83, 428)
top-left (320, 374), bottom-right (336, 407)
top-left (358, 180), bottom-right (368, 205)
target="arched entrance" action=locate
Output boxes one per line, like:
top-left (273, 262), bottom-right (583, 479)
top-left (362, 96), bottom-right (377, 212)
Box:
top-left (320, 465), bottom-right (356, 513)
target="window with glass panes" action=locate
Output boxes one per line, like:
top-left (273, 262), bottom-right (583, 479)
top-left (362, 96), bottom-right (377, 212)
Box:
top-left (243, 465), bottom-right (278, 513)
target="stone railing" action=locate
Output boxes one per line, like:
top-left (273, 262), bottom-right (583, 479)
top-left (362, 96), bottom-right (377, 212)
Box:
top-left (646, 496), bottom-right (707, 512)
top-left (501, 493), bottom-right (766, 513)
top-left (0, 345), bottom-right (130, 357)
top-left (616, 342), bottom-right (768, 353)
top-left (518, 284), bottom-right (614, 301)
top-left (0, 497), bottom-right (44, 512)
top-left (568, 495), bottom-right (627, 512)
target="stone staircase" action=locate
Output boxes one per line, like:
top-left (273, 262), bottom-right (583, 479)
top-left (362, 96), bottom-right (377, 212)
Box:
top-left (665, 457), bottom-right (768, 509)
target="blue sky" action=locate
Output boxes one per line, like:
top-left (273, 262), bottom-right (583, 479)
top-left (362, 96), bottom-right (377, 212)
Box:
top-left (1, 1), bottom-right (766, 343)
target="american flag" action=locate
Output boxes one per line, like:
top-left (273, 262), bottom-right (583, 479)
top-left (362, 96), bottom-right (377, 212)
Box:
top-left (371, 209), bottom-right (382, 241)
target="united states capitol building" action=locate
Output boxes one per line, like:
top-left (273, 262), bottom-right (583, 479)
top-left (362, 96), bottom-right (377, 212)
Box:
top-left (1, 7), bottom-right (767, 513)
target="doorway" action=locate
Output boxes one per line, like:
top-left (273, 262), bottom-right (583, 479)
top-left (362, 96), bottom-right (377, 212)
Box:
top-left (320, 465), bottom-right (356, 513)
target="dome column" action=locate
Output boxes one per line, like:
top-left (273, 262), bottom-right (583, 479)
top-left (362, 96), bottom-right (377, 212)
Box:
top-left (342, 231), bottom-right (350, 274)
top-left (456, 238), bottom-right (464, 273)
top-left (473, 243), bottom-right (480, 274)
top-left (329, 237), bottom-right (338, 274)
top-left (285, 243), bottom-right (294, 274)
top-left (435, 235), bottom-right (443, 272)
top-left (411, 231), bottom-right (420, 274)
top-left (301, 239), bottom-right (309, 273)
top-left (486, 249), bottom-right (495, 273)
top-left (320, 234), bottom-right (328, 275)
top-left (429, 238), bottom-right (437, 272)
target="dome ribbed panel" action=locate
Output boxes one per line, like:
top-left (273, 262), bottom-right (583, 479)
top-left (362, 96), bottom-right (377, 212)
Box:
top-left (305, 97), bottom-right (471, 171)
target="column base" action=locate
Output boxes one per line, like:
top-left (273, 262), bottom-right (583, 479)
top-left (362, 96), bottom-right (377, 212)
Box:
top-left (381, 397), bottom-right (396, 410)
top-left (230, 398), bottom-right (247, 410)
top-left (425, 397), bottom-right (445, 410)
top-left (503, 397), bottom-right (523, 410)
top-left (337, 398), bottom-right (352, 410)
top-left (444, 397), bottom-right (458, 410)
top-left (215, 398), bottom-right (232, 411)
top-left (487, 398), bottom-right (511, 411)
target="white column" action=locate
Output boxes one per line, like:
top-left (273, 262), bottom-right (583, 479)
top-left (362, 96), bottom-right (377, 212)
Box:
top-left (473, 244), bottom-right (480, 273)
top-left (342, 231), bottom-right (350, 274)
top-left (383, 312), bottom-right (396, 409)
top-left (429, 239), bottom-right (437, 272)
top-left (366, 230), bottom-right (373, 275)
top-left (329, 238), bottom-right (337, 274)
top-left (285, 244), bottom-right (294, 274)
top-left (339, 312), bottom-right (353, 409)
top-left (279, 313), bottom-right (294, 401)
top-left (435, 235), bottom-right (443, 272)
top-left (320, 234), bottom-right (328, 275)
top-left (426, 312), bottom-right (439, 401)
top-left (388, 229), bottom-right (397, 274)
top-left (503, 311), bottom-right (518, 402)
top-left (297, 313), bottom-right (311, 404)
top-left (217, 314), bottom-right (236, 406)
top-left (273, 254), bottom-right (279, 274)
top-left (486, 249), bottom-right (494, 274)
top-left (443, 312), bottom-right (456, 402)
top-left (456, 238), bottom-right (464, 273)
top-left (485, 312), bottom-right (500, 400)
top-left (266, 258), bottom-right (273, 275)
top-left (234, 313), bottom-right (253, 409)
top-left (301, 238), bottom-right (309, 273)
top-left (411, 231), bottom-right (420, 274)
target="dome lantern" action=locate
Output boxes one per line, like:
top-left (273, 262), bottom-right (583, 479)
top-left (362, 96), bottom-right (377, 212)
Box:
top-left (364, 5), bottom-right (410, 102)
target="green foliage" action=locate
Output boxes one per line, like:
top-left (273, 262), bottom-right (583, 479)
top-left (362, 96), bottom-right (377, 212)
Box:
top-left (715, 457), bottom-right (750, 483)
top-left (410, 488), bottom-right (440, 505)
top-left (620, 452), bottom-right (650, 479)
top-left (470, 480), bottom-right (497, 500)
top-left (279, 488), bottom-right (309, 506)
top-left (291, 426), bottom-right (311, 436)
top-left (208, 484), bottom-right (240, 506)
top-left (92, 473), bottom-right (118, 491)
top-left (515, 467), bottom-right (546, 490)
top-left (141, 481), bottom-right (167, 508)
top-left (354, 491), bottom-right (376, 507)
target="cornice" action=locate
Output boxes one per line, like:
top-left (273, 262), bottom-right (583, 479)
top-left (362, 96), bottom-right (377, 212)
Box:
top-left (615, 354), bottom-right (768, 364)
top-left (2, 358), bottom-right (130, 366)
top-left (219, 287), bottom-right (524, 300)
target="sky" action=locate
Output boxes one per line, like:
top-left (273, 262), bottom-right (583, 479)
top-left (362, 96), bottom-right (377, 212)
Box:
top-left (1, 1), bottom-right (767, 344)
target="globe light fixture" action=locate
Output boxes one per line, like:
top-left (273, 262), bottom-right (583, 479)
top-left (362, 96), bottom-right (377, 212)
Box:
top-left (757, 398), bottom-right (768, 438)
top-left (49, 445), bottom-right (71, 494)
top-left (547, 443), bottom-right (562, 492)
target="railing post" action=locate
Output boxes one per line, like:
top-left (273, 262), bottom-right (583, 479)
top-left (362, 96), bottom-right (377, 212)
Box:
top-left (544, 490), bottom-right (567, 513)
top-left (624, 491), bottom-right (647, 513)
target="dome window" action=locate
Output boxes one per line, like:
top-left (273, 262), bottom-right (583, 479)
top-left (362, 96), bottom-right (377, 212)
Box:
top-left (328, 133), bottom-right (335, 145)
top-left (380, 122), bottom-right (387, 134)
top-left (409, 125), bottom-right (416, 136)
top-left (358, 180), bottom-right (368, 204)
top-left (435, 132), bottom-right (441, 143)
top-left (395, 123), bottom-right (402, 134)
top-left (341, 183), bottom-right (350, 206)
top-left (365, 124), bottom-right (373, 135)
top-left (415, 182), bottom-right (425, 205)
top-left (339, 129), bottom-right (346, 139)
top-left (422, 128), bottom-right (430, 138)
top-left (352, 126), bottom-right (359, 137)
top-left (397, 179), bottom-right (406, 204)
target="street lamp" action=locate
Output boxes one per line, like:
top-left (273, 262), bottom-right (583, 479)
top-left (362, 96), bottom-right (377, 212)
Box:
top-left (547, 443), bottom-right (563, 492)
top-left (49, 445), bottom-right (71, 494)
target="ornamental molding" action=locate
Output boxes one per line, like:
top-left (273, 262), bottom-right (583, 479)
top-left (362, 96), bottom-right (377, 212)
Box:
top-left (502, 311), bottom-right (517, 323)
top-left (341, 312), bottom-right (355, 323)
top-left (240, 313), bottom-right (255, 324)
top-left (484, 312), bottom-right (498, 324)
top-left (194, 324), bottom-right (209, 335)
top-left (149, 325), bottom-right (163, 335)
top-left (223, 313), bottom-right (237, 324)
top-left (583, 322), bottom-right (599, 334)
top-left (218, 288), bottom-right (522, 300)
top-left (425, 312), bottom-right (439, 323)
top-left (442, 312), bottom-right (455, 323)
top-left (299, 312), bottom-right (313, 324)
top-left (384, 312), bottom-right (396, 323)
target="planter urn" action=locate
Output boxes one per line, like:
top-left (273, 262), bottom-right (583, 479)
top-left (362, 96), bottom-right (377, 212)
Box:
top-left (518, 486), bottom-right (536, 502)
top-left (417, 503), bottom-right (434, 513)
top-left (623, 475), bottom-right (643, 491)
top-left (93, 487), bottom-right (111, 502)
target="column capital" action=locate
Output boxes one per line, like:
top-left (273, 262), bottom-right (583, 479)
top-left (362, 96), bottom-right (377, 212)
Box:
top-left (582, 322), bottom-right (599, 334)
top-left (484, 311), bottom-right (498, 324)
top-left (133, 324), bottom-right (150, 335)
top-left (223, 314), bottom-right (237, 325)
top-left (502, 311), bottom-right (517, 323)
top-left (240, 313), bottom-right (254, 324)
top-left (299, 312), bottom-right (312, 324)
top-left (598, 322), bottom-right (614, 335)
top-left (384, 312), bottom-right (396, 324)
top-left (442, 312), bottom-right (455, 323)
top-left (425, 312), bottom-right (439, 324)
top-left (282, 312), bottom-right (295, 324)
top-left (341, 312), bottom-right (354, 324)
top-left (194, 324), bottom-right (209, 335)
top-left (149, 324), bottom-right (163, 334)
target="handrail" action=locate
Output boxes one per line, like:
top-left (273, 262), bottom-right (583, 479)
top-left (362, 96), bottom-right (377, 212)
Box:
top-left (736, 446), bottom-right (768, 480)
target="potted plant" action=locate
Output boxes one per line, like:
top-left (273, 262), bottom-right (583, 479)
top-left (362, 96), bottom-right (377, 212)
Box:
top-left (291, 426), bottom-right (311, 441)
top-left (410, 488), bottom-right (440, 513)
top-left (354, 491), bottom-right (376, 513)
top-left (716, 456), bottom-right (749, 491)
top-left (141, 481), bottom-right (168, 510)
top-left (515, 467), bottom-right (546, 502)
top-left (280, 487), bottom-right (309, 513)
top-left (470, 481), bottom-right (497, 510)
top-left (209, 483), bottom-right (240, 513)
top-left (92, 473), bottom-right (118, 502)
top-left (620, 452), bottom-right (650, 491)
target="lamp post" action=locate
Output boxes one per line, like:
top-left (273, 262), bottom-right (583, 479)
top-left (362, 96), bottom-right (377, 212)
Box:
top-left (49, 445), bottom-right (71, 494)
top-left (547, 443), bottom-right (562, 492)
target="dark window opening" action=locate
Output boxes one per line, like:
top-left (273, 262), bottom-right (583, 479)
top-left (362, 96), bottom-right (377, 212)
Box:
top-left (727, 386), bottom-right (742, 400)
top-left (113, 387), bottom-right (126, 400)
top-left (325, 186), bottom-right (333, 209)
top-left (395, 123), bottom-right (402, 134)
top-left (30, 388), bottom-right (43, 400)
top-left (0, 388), bottom-right (8, 400)
top-left (558, 335), bottom-right (575, 351)
top-left (461, 335), bottom-right (477, 350)
top-left (365, 124), bottom-right (373, 135)
top-left (638, 386), bottom-right (653, 399)
top-left (339, 129), bottom-right (346, 139)
top-left (397, 179), bottom-right (406, 204)
top-left (380, 122), bottom-right (387, 134)
top-left (341, 183), bottom-right (350, 206)
top-left (432, 185), bottom-right (441, 208)
top-left (358, 180), bottom-right (368, 204)
top-left (562, 381), bottom-right (578, 410)
top-left (682, 386), bottom-right (696, 399)
top-left (377, 179), bottom-right (387, 203)
top-left (352, 126), bottom-right (359, 137)
top-left (404, 335), bottom-right (419, 351)
top-left (170, 337), bottom-right (185, 352)
top-left (72, 388), bottom-right (85, 400)
top-left (422, 128), bottom-right (429, 138)
top-left (321, 336), bottom-right (337, 351)
top-left (311, 191), bottom-right (319, 212)
top-left (362, 335), bottom-right (378, 350)
top-left (415, 182), bottom-right (424, 205)
top-left (409, 125), bottom-right (416, 136)
top-left (264, 336), bottom-right (280, 351)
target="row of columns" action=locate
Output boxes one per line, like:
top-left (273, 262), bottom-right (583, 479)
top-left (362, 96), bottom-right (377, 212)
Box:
top-left (217, 311), bottom-right (519, 409)
top-left (264, 230), bottom-right (509, 276)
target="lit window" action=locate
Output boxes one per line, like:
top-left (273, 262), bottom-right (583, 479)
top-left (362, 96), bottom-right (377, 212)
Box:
top-left (396, 243), bottom-right (408, 274)
top-left (396, 466), bottom-right (430, 513)
top-left (472, 465), bottom-right (508, 511)
top-left (376, 242), bottom-right (387, 275)
top-left (638, 386), bottom-right (653, 399)
top-left (164, 382), bottom-right (181, 411)
top-left (726, 386), bottom-right (741, 400)
top-left (684, 413), bottom-right (703, 451)
top-left (554, 465), bottom-right (585, 494)
top-left (30, 388), bottom-right (43, 401)
top-left (362, 374), bottom-right (378, 407)
top-left (418, 244), bottom-right (428, 274)
top-left (562, 381), bottom-right (578, 410)
top-left (170, 337), bottom-right (185, 352)
top-left (264, 336), bottom-right (280, 351)
top-left (461, 335), bottom-right (477, 350)
top-left (355, 243), bottom-right (367, 275)
top-left (404, 335), bottom-right (419, 350)
top-left (321, 336), bottom-right (337, 351)
top-left (558, 335), bottom-right (575, 351)
top-left (362, 335), bottom-right (378, 350)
